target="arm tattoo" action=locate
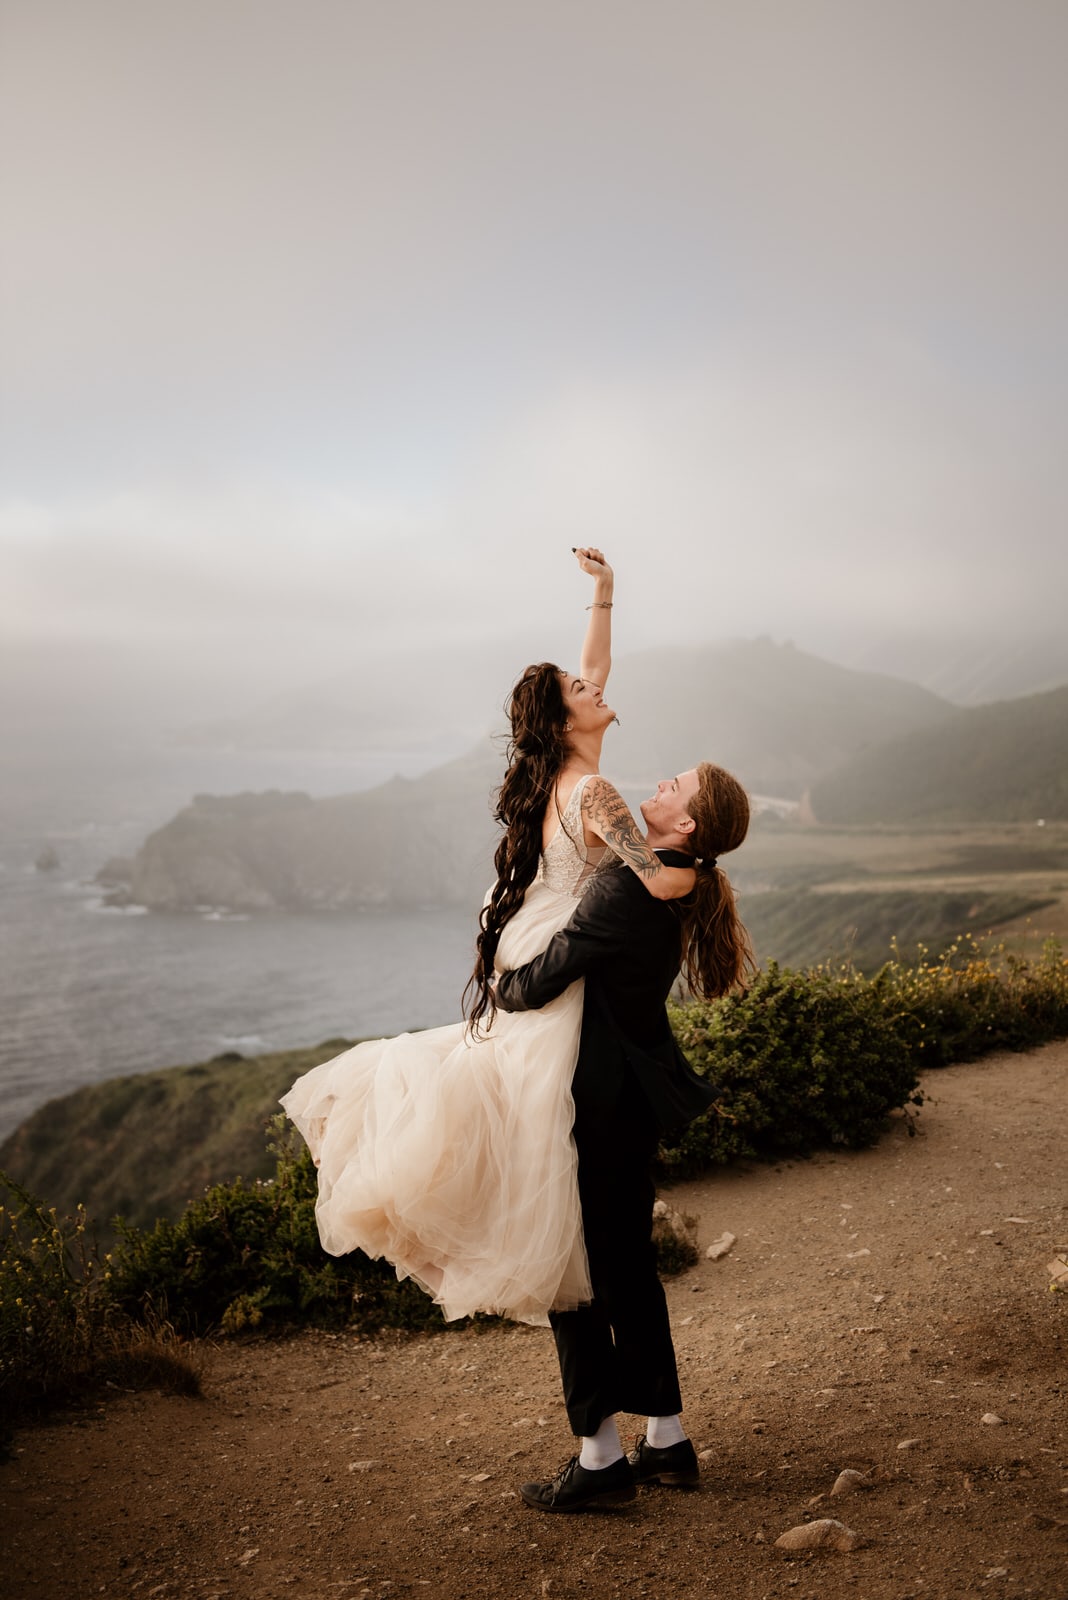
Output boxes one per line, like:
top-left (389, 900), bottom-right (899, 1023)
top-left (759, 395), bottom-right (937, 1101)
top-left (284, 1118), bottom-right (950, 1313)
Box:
top-left (580, 777), bottom-right (663, 880)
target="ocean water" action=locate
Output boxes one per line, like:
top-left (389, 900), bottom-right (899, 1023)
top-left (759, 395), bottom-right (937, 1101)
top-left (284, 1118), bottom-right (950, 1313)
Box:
top-left (0, 739), bottom-right (479, 1144)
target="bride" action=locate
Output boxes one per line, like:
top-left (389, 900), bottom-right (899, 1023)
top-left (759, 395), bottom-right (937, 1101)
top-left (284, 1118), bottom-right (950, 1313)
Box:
top-left (281, 549), bottom-right (694, 1324)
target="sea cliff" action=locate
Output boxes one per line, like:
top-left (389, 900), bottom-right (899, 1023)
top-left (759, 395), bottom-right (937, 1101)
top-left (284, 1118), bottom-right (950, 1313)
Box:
top-left (122, 743), bottom-right (501, 912)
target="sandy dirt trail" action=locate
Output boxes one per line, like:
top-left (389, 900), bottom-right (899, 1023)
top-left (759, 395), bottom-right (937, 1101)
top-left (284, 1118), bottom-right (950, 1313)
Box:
top-left (2, 1043), bottom-right (1066, 1600)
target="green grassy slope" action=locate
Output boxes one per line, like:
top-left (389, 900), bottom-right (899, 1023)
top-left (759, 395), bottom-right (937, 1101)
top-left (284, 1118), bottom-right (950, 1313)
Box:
top-left (0, 1040), bottom-right (354, 1236)
top-left (742, 887), bottom-right (1054, 973)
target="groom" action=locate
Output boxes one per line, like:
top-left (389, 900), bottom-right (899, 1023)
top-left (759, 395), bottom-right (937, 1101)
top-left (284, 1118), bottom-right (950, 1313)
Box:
top-left (495, 764), bottom-right (744, 1512)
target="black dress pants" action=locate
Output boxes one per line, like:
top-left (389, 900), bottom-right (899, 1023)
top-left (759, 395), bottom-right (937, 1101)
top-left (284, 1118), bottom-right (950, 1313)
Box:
top-left (548, 1071), bottom-right (683, 1437)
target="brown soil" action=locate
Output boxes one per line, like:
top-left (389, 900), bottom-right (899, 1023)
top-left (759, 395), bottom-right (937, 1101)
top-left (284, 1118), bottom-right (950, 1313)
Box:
top-left (2, 1044), bottom-right (1066, 1600)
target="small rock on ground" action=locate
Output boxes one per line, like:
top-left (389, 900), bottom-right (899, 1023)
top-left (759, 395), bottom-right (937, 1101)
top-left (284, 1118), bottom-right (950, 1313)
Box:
top-left (775, 1518), bottom-right (863, 1552)
top-left (706, 1231), bottom-right (736, 1261)
top-left (831, 1468), bottom-right (873, 1496)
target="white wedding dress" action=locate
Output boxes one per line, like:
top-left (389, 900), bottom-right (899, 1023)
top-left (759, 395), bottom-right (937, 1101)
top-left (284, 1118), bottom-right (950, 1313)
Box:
top-left (280, 775), bottom-right (617, 1326)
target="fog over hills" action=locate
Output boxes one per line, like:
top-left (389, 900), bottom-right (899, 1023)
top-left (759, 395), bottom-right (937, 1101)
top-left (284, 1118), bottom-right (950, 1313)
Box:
top-left (810, 683), bottom-right (1068, 824)
top-left (114, 641), bottom-right (956, 912)
top-left (170, 636), bottom-right (950, 796)
top-left (834, 630), bottom-right (1068, 708)
top-left (5, 624), bottom-right (1065, 789)
top-left (604, 639), bottom-right (949, 796)
top-left (162, 629), bottom-right (1068, 763)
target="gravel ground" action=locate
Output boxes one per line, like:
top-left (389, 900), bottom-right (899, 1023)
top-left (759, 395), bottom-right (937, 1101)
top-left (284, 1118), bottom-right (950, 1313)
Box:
top-left (2, 1042), bottom-right (1066, 1600)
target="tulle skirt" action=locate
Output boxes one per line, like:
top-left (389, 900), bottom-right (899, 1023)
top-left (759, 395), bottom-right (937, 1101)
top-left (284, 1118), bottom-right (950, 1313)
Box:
top-left (280, 879), bottom-right (590, 1325)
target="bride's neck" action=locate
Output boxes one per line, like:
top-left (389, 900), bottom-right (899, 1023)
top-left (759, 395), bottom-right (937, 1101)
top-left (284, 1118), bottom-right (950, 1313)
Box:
top-left (560, 730), bottom-right (603, 774)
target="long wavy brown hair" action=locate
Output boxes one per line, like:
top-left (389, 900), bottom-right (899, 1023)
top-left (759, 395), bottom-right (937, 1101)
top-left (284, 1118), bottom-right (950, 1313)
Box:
top-left (464, 663), bottom-right (570, 1034)
top-left (677, 761), bottom-right (756, 999)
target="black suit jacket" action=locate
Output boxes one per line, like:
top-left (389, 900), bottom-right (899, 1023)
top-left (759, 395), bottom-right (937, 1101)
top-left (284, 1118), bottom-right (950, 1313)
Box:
top-left (494, 850), bottom-right (715, 1140)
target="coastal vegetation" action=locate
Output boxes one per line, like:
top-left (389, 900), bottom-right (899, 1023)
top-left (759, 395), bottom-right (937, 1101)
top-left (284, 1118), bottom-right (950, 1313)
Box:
top-left (0, 1040), bottom-right (355, 1237)
top-left (0, 1174), bottom-right (201, 1440)
top-left (741, 885), bottom-right (1053, 973)
top-left (3, 935), bottom-right (1066, 1433)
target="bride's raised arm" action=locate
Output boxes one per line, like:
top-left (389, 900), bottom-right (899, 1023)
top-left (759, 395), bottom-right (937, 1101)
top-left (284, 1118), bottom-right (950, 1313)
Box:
top-left (568, 550), bottom-right (694, 901)
top-left (574, 546), bottom-right (614, 694)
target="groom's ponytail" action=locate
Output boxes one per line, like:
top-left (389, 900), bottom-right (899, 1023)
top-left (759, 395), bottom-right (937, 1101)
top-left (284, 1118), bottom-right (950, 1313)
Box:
top-left (677, 763), bottom-right (756, 1000)
top-left (464, 664), bottom-right (569, 1035)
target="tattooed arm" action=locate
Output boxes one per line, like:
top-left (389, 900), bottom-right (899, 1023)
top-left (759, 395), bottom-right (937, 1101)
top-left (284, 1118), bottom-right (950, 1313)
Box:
top-left (580, 776), bottom-right (695, 900)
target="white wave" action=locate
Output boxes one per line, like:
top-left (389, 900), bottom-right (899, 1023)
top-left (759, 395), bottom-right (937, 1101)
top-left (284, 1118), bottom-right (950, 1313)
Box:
top-left (218, 1033), bottom-right (269, 1054)
top-left (82, 897), bottom-right (149, 916)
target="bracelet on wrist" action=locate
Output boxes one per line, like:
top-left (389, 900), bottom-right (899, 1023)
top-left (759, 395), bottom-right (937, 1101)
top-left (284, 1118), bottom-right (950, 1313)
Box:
top-left (586, 601), bottom-right (613, 610)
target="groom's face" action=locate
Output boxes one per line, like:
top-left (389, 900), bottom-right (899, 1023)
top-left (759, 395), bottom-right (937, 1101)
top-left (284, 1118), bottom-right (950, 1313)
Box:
top-left (640, 769), bottom-right (700, 846)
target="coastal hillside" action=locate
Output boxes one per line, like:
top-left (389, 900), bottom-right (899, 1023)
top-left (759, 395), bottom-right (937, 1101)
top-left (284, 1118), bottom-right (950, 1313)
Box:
top-left (742, 885), bottom-right (1052, 973)
top-left (0, 1041), bottom-right (351, 1235)
top-left (117, 641), bottom-right (952, 912)
top-left (810, 683), bottom-right (1068, 824)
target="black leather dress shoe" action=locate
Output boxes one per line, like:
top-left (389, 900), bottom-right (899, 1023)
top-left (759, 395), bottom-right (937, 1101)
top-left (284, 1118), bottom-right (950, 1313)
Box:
top-left (520, 1454), bottom-right (636, 1513)
top-left (627, 1435), bottom-right (700, 1487)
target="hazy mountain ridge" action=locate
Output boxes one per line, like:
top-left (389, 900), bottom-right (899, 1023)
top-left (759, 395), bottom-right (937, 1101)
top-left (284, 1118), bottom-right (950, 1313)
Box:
top-left (605, 638), bottom-right (951, 795)
top-left (117, 641), bottom-right (956, 911)
top-left (837, 629), bottom-right (1068, 707)
top-left (810, 684), bottom-right (1068, 824)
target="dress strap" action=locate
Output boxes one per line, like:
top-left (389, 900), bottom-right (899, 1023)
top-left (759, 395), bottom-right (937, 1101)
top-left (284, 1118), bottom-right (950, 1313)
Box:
top-left (562, 772), bottom-right (597, 819)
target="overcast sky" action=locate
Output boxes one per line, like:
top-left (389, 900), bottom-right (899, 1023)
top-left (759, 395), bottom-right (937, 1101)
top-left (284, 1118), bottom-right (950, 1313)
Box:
top-left (3, 0), bottom-right (1067, 717)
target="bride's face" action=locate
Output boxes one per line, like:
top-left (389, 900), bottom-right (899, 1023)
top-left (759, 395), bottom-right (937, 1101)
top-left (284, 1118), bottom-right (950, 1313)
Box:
top-left (559, 672), bottom-right (615, 735)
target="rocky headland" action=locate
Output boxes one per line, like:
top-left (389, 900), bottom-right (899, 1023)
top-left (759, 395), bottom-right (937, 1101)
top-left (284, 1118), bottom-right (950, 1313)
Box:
top-left (115, 743), bottom-right (502, 913)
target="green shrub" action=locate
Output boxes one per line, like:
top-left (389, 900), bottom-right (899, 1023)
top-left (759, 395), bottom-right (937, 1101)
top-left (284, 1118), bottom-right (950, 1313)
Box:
top-left (0, 1172), bottom-right (199, 1435)
top-left (660, 962), bottom-right (922, 1175)
top-left (872, 934), bottom-right (1068, 1067)
top-left (110, 1118), bottom-right (451, 1338)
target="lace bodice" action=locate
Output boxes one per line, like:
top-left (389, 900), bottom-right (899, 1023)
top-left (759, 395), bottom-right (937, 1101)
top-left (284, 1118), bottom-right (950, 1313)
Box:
top-left (536, 774), bottom-right (617, 897)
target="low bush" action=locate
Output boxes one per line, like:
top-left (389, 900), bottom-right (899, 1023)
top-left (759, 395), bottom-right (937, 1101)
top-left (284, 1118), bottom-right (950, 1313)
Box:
top-left (109, 1118), bottom-right (450, 1338)
top-left (0, 1173), bottom-right (199, 1439)
top-left (661, 962), bottom-right (922, 1175)
top-left (872, 934), bottom-right (1068, 1068)
top-left (659, 937), bottom-right (1068, 1176)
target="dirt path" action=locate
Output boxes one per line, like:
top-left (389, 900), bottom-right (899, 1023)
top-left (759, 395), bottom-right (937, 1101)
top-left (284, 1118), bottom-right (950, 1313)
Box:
top-left (2, 1044), bottom-right (1066, 1600)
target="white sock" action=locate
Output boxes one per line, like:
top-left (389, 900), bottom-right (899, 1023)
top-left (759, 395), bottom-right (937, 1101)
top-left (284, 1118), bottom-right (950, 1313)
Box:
top-left (578, 1413), bottom-right (623, 1470)
top-left (646, 1414), bottom-right (687, 1449)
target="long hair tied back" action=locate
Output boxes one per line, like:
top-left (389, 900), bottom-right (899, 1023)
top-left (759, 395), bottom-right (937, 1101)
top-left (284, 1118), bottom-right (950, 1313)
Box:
top-left (678, 762), bottom-right (755, 1000)
top-left (464, 663), bottom-right (568, 1034)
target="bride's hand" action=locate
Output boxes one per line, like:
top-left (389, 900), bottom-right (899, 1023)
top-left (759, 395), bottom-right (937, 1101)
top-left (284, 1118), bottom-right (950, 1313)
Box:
top-left (573, 546), bottom-right (613, 581)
